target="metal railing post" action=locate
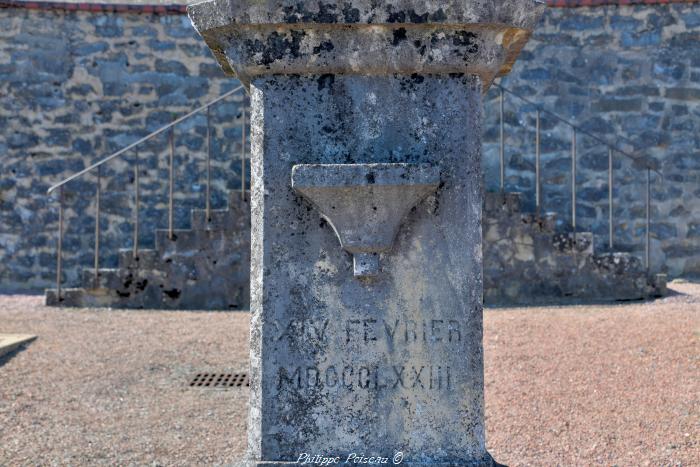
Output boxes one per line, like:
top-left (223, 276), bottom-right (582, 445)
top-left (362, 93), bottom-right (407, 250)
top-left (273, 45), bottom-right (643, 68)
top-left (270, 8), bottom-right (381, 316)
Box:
top-left (169, 123), bottom-right (175, 240)
top-left (206, 105), bottom-right (212, 222)
top-left (646, 168), bottom-right (651, 271)
top-left (535, 109), bottom-right (541, 217)
top-left (56, 186), bottom-right (64, 301)
top-left (608, 148), bottom-right (614, 250)
top-left (94, 165), bottom-right (101, 288)
top-left (241, 105), bottom-right (247, 200)
top-left (499, 87), bottom-right (505, 192)
top-left (571, 128), bottom-right (577, 244)
top-left (133, 151), bottom-right (140, 260)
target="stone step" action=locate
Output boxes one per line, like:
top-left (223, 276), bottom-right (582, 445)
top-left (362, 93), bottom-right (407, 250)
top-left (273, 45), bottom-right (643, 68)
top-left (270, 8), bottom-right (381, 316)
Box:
top-left (118, 248), bottom-right (160, 269)
top-left (228, 189), bottom-right (250, 210)
top-left (551, 231), bottom-right (595, 256)
top-left (484, 191), bottom-right (521, 216)
top-left (518, 212), bottom-right (557, 232)
top-left (190, 208), bottom-right (237, 231)
top-left (590, 251), bottom-right (645, 274)
top-left (155, 229), bottom-right (199, 254)
top-left (155, 228), bottom-right (244, 255)
top-left (46, 249), bottom-right (250, 310)
top-left (81, 268), bottom-right (123, 290)
top-left (46, 287), bottom-right (122, 308)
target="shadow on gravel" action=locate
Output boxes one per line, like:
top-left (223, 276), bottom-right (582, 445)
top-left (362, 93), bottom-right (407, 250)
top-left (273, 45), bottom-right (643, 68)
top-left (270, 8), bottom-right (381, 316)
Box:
top-left (0, 345), bottom-right (30, 367)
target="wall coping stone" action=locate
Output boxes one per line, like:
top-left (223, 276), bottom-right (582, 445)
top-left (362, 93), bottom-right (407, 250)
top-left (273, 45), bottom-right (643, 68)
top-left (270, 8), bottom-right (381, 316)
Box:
top-left (2, 0), bottom-right (699, 16)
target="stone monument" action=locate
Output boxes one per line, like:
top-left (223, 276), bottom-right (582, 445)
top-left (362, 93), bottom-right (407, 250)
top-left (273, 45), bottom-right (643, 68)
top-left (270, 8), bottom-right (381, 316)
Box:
top-left (188, 1), bottom-right (544, 465)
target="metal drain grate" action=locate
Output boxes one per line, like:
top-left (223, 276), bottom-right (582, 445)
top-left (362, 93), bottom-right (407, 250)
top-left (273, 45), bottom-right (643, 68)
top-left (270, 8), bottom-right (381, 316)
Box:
top-left (189, 373), bottom-right (249, 388)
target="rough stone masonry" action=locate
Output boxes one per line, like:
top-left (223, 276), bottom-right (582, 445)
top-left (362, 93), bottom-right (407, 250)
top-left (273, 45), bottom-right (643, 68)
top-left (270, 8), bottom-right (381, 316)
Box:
top-left (189, 0), bottom-right (545, 465)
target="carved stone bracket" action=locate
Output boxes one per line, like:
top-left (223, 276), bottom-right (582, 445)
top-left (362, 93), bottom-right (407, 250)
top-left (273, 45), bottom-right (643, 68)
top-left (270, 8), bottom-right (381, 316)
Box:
top-left (292, 163), bottom-right (440, 278)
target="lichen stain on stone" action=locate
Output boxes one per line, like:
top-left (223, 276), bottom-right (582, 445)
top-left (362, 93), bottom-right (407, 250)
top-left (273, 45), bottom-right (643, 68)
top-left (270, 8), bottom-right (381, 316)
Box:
top-left (312, 40), bottom-right (335, 55)
top-left (317, 73), bottom-right (335, 91)
top-left (453, 31), bottom-right (479, 54)
top-left (391, 27), bottom-right (408, 46)
top-left (247, 30), bottom-right (307, 66)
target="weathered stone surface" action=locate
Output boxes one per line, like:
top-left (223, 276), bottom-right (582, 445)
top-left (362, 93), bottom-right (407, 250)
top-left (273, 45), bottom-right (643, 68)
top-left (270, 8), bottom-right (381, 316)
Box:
top-left (245, 73), bottom-right (492, 466)
top-left (189, 0), bottom-right (543, 464)
top-left (189, 0), bottom-right (544, 88)
top-left (46, 193), bottom-right (250, 310)
top-left (483, 192), bottom-right (665, 305)
top-left (291, 163), bottom-right (440, 277)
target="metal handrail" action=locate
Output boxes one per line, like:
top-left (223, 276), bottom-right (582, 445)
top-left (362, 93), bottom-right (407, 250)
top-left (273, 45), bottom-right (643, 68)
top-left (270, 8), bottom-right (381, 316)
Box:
top-left (47, 84), bottom-right (245, 195)
top-left (493, 82), bottom-right (657, 272)
top-left (51, 84), bottom-right (248, 301)
top-left (494, 83), bottom-right (660, 174)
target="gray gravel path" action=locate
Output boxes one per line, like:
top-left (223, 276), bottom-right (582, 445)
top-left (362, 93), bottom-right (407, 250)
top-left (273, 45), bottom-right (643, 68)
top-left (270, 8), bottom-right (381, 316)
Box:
top-left (0, 283), bottom-right (697, 465)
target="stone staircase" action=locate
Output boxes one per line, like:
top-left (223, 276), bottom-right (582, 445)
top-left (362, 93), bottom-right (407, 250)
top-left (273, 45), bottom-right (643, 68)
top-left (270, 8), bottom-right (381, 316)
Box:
top-left (46, 188), bottom-right (666, 310)
top-left (483, 191), bottom-right (667, 306)
top-left (46, 192), bottom-right (250, 310)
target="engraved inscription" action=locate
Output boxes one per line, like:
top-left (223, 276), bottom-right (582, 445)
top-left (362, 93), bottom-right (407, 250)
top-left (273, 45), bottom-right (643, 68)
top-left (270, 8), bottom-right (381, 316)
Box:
top-left (271, 318), bottom-right (465, 345)
top-left (271, 316), bottom-right (469, 394)
top-left (345, 319), bottom-right (463, 344)
top-left (277, 364), bottom-right (452, 391)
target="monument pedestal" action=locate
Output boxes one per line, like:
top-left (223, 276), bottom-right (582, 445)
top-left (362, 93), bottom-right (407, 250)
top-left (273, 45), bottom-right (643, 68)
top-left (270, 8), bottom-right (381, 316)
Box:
top-left (188, 1), bottom-right (544, 465)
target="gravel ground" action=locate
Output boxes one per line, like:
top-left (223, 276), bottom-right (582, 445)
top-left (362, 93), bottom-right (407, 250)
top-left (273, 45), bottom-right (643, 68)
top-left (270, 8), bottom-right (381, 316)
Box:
top-left (0, 283), bottom-right (697, 466)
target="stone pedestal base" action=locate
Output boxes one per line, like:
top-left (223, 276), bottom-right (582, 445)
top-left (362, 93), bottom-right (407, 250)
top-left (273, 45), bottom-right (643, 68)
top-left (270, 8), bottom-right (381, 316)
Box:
top-left (188, 2), bottom-right (544, 466)
top-left (245, 73), bottom-right (489, 465)
top-left (253, 458), bottom-right (499, 467)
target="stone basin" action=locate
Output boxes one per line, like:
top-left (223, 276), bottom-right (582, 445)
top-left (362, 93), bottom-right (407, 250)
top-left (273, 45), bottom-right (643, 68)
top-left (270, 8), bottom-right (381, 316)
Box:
top-left (291, 163), bottom-right (440, 277)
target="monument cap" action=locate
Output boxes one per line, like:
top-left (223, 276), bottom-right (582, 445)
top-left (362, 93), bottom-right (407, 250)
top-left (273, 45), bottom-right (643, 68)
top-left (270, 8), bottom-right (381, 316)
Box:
top-left (188, 0), bottom-right (546, 87)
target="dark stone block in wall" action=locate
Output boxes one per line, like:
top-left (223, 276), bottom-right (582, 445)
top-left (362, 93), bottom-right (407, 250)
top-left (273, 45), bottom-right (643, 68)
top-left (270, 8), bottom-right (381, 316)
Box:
top-left (47, 129), bottom-right (72, 147)
top-left (653, 61), bottom-right (685, 82)
top-left (592, 97), bottom-right (643, 112)
top-left (615, 85), bottom-right (661, 97)
top-left (198, 62), bottom-right (226, 78)
top-left (7, 132), bottom-right (39, 149)
top-left (578, 186), bottom-right (608, 203)
top-left (147, 39), bottom-right (176, 51)
top-left (155, 59), bottom-right (190, 76)
top-left (584, 33), bottom-right (614, 47)
top-left (621, 31), bottom-right (661, 47)
top-left (663, 244), bottom-right (699, 258)
top-left (560, 15), bottom-right (605, 30)
top-left (576, 204), bottom-right (597, 219)
top-left (92, 15), bottom-right (124, 38)
top-left (579, 116), bottom-right (614, 134)
top-left (36, 158), bottom-right (85, 177)
top-left (74, 41), bottom-right (109, 56)
top-left (651, 223), bottom-right (678, 241)
top-left (610, 15), bottom-right (643, 32)
top-left (521, 67), bottom-right (551, 81)
top-left (621, 115), bottom-right (661, 133)
top-left (131, 25), bottom-right (158, 37)
top-left (688, 223), bottom-right (700, 238)
top-left (665, 87), bottom-right (700, 101)
top-left (648, 101), bottom-right (665, 112)
top-left (685, 12), bottom-right (700, 28)
top-left (508, 152), bottom-right (535, 171)
top-left (673, 154), bottom-right (700, 170)
top-left (670, 31), bottom-right (700, 48)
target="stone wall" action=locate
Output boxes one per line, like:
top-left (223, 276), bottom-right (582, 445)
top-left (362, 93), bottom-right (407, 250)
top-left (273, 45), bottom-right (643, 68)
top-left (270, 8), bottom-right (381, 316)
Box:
top-left (483, 2), bottom-right (700, 278)
top-left (0, 6), bottom-right (246, 292)
top-left (1, 2), bottom-right (699, 293)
